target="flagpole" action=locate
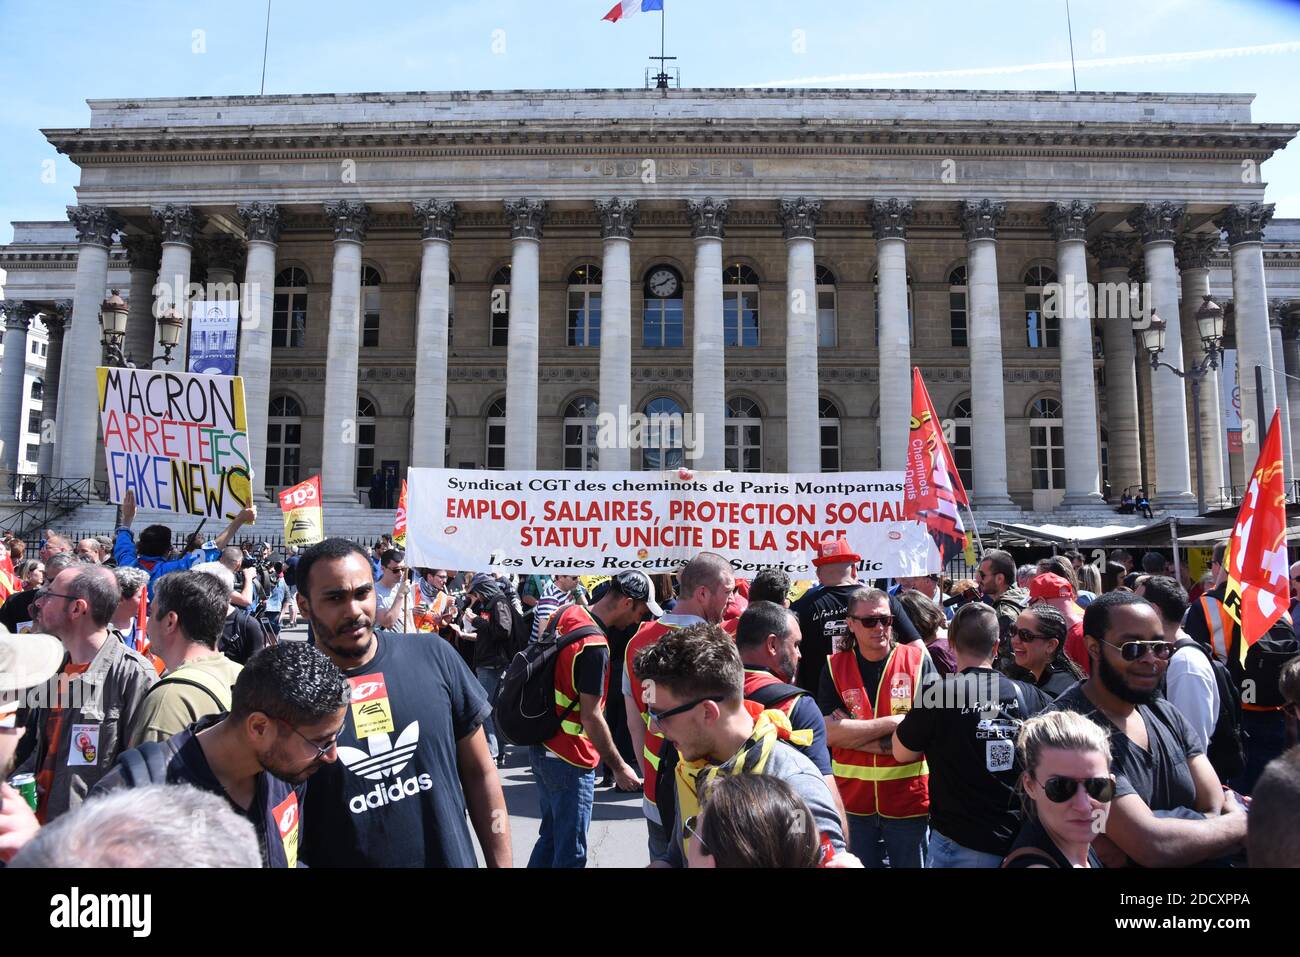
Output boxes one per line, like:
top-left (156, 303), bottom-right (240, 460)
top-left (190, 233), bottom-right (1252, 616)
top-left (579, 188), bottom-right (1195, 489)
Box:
top-left (965, 502), bottom-right (985, 559)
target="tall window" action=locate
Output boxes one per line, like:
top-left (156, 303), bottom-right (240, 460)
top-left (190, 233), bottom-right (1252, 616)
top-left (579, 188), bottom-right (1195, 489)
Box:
top-left (819, 397), bottom-right (842, 472)
top-left (816, 265), bottom-right (837, 348)
top-left (273, 267), bottom-right (308, 348)
top-left (950, 397), bottom-right (973, 493)
top-left (266, 396), bottom-right (302, 488)
top-left (1025, 265), bottom-right (1059, 348)
top-left (361, 266), bottom-right (382, 348)
top-left (355, 396), bottom-right (377, 491)
top-left (30, 378), bottom-right (42, 401)
top-left (1100, 425), bottom-right (1110, 492)
top-left (723, 264), bottom-right (760, 347)
top-left (26, 410), bottom-right (41, 435)
top-left (490, 265), bottom-right (511, 347)
top-left (563, 397), bottom-right (599, 471)
top-left (725, 398), bottom-right (762, 473)
top-left (447, 273), bottom-right (456, 350)
top-left (567, 264), bottom-right (602, 347)
top-left (1030, 398), bottom-right (1065, 491)
top-left (485, 398), bottom-right (507, 470)
top-left (873, 270), bottom-right (914, 346)
top-left (642, 397), bottom-right (685, 471)
top-left (949, 265), bottom-right (968, 347)
top-left (643, 265), bottom-right (684, 348)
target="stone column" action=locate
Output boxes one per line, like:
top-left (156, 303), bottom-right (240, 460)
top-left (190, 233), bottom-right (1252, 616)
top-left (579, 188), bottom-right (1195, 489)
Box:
top-left (595, 198), bottom-right (637, 471)
top-left (121, 235), bottom-right (161, 367)
top-left (151, 204), bottom-right (203, 371)
top-left (202, 234), bottom-right (245, 291)
top-left (503, 199), bottom-right (545, 471)
top-left (37, 301), bottom-right (70, 476)
top-left (1215, 203), bottom-right (1276, 468)
top-left (62, 205), bottom-right (120, 482)
top-left (411, 199), bottom-right (457, 470)
top-left (781, 197), bottom-right (822, 473)
top-left (1089, 235), bottom-right (1142, 499)
top-left (871, 199), bottom-right (913, 472)
top-left (237, 202), bottom-right (282, 501)
top-left (1284, 317), bottom-right (1300, 475)
top-left (959, 199), bottom-right (1014, 506)
top-left (1128, 202), bottom-right (1194, 506)
top-left (320, 200), bottom-right (370, 502)
top-left (0, 302), bottom-right (34, 474)
top-left (1046, 201), bottom-right (1105, 505)
top-left (1175, 234), bottom-right (1228, 508)
top-left (687, 197), bottom-right (728, 472)
top-left (1269, 301), bottom-right (1295, 480)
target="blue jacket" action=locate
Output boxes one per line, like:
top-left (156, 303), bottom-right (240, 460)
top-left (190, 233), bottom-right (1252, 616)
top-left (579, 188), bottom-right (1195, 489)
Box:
top-left (113, 527), bottom-right (216, 597)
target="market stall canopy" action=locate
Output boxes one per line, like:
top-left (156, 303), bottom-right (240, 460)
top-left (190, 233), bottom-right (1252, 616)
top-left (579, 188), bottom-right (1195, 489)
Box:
top-left (985, 517), bottom-right (1226, 549)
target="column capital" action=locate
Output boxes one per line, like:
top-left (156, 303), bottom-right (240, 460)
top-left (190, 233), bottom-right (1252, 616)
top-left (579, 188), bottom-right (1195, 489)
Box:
top-left (324, 200), bottom-right (370, 243)
top-left (413, 199), bottom-right (458, 241)
top-left (957, 199), bottom-right (1005, 241)
top-left (1127, 202), bottom-right (1186, 244)
top-left (1174, 232), bottom-right (1220, 271)
top-left (1087, 233), bottom-right (1136, 270)
top-left (686, 197), bottom-right (728, 239)
top-left (504, 198), bottom-right (547, 240)
top-left (1127, 257), bottom-right (1146, 284)
top-left (595, 198), bottom-right (639, 239)
top-left (1, 301), bottom-right (34, 331)
top-left (237, 202), bottom-right (283, 244)
top-left (151, 204), bottom-right (205, 247)
top-left (779, 197), bottom-right (822, 240)
top-left (1045, 200), bottom-right (1096, 242)
top-left (66, 205), bottom-right (121, 247)
top-left (870, 198), bottom-right (913, 241)
top-left (201, 233), bottom-right (247, 274)
top-left (1214, 202), bottom-right (1275, 246)
top-left (45, 300), bottom-right (72, 337)
top-left (1270, 298), bottom-right (1289, 330)
top-left (122, 234), bottom-right (162, 271)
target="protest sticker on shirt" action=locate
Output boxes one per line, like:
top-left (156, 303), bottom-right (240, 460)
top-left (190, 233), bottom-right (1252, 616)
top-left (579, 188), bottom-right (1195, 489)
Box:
top-left (986, 740), bottom-right (1015, 773)
top-left (888, 675), bottom-right (913, 716)
top-left (273, 792), bottom-right (300, 868)
top-left (347, 674), bottom-right (396, 738)
top-left (67, 724), bottom-right (100, 766)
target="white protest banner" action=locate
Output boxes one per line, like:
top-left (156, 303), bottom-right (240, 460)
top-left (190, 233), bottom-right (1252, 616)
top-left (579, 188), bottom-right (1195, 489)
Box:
top-left (405, 468), bottom-right (937, 577)
top-left (97, 366), bottom-right (253, 520)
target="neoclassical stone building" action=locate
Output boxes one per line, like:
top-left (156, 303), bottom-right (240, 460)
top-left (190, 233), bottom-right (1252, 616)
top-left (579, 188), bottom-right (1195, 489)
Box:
top-left (3, 87), bottom-right (1300, 524)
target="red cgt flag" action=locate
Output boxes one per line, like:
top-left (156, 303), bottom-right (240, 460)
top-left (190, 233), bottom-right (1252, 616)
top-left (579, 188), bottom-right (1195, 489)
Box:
top-left (0, 551), bottom-right (17, 602)
top-left (903, 368), bottom-right (969, 565)
top-left (393, 479), bottom-right (408, 547)
top-left (1222, 410), bottom-right (1290, 645)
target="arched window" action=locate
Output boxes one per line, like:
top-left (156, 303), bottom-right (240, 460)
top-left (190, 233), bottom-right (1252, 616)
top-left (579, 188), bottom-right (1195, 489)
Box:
top-left (950, 397), bottom-right (973, 494)
top-left (1030, 398), bottom-right (1065, 505)
top-left (1025, 265), bottom-right (1059, 349)
top-left (725, 398), bottom-right (762, 473)
top-left (266, 396), bottom-right (302, 489)
top-left (563, 397), bottom-right (600, 471)
top-left (486, 398), bottom-right (506, 470)
top-left (643, 265), bottom-right (684, 348)
top-left (490, 265), bottom-right (510, 347)
top-left (355, 396), bottom-right (377, 491)
top-left (949, 265), bottom-right (968, 347)
top-left (723, 263), bottom-right (760, 347)
top-left (816, 265), bottom-right (837, 348)
top-left (873, 270), bottom-right (914, 346)
top-left (819, 397), bottom-right (842, 473)
top-left (642, 396), bottom-right (685, 471)
top-left (361, 266), bottom-right (382, 348)
top-left (273, 267), bottom-right (308, 348)
top-left (567, 264), bottom-right (602, 347)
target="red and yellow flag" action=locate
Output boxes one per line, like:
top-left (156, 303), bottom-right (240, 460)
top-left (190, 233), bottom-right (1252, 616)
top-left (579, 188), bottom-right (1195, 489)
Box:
top-left (0, 551), bottom-right (17, 602)
top-left (393, 479), bottom-right (409, 548)
top-left (1222, 410), bottom-right (1290, 645)
top-left (279, 475), bottom-right (325, 547)
top-left (903, 368), bottom-right (969, 566)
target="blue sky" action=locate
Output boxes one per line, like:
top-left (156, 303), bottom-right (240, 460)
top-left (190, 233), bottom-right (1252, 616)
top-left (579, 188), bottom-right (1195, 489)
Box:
top-left (2, 0), bottom-right (1300, 243)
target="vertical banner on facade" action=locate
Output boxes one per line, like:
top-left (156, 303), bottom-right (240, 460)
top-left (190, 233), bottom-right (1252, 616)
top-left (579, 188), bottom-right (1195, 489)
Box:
top-left (1221, 348), bottom-right (1242, 455)
top-left (188, 300), bottom-right (239, 375)
top-left (279, 475), bottom-right (325, 546)
top-left (393, 479), bottom-right (408, 547)
top-left (97, 367), bottom-right (251, 520)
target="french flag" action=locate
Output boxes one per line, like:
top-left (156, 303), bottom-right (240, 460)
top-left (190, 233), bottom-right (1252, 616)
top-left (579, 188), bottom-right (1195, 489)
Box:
top-left (602, 0), bottom-right (663, 23)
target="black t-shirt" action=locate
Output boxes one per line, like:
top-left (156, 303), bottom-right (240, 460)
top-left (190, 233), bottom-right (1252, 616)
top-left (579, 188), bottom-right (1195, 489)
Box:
top-left (1036, 664), bottom-right (1080, 700)
top-left (0, 590), bottom-right (38, 633)
top-left (284, 555), bottom-right (299, 588)
top-left (300, 633), bottom-right (491, 867)
top-left (471, 593), bottom-right (516, 669)
top-left (1046, 683), bottom-right (1202, 811)
top-left (574, 644), bottom-right (609, 697)
top-left (895, 667), bottom-right (1049, 855)
top-left (792, 584), bottom-right (922, 692)
top-left (1003, 816), bottom-right (1102, 868)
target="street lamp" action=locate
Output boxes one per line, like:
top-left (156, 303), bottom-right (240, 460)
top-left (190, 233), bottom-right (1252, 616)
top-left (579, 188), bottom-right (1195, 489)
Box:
top-left (1141, 296), bottom-right (1224, 515)
top-left (98, 290), bottom-right (184, 367)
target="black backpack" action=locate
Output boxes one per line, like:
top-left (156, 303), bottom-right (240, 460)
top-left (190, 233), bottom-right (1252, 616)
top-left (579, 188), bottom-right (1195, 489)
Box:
top-left (1241, 620), bottom-right (1300, 710)
top-left (1169, 638), bottom-right (1247, 782)
top-left (492, 612), bottom-right (603, 746)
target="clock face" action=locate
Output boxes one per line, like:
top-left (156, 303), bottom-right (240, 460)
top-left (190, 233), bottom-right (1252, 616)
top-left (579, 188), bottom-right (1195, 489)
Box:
top-left (647, 268), bottom-right (680, 298)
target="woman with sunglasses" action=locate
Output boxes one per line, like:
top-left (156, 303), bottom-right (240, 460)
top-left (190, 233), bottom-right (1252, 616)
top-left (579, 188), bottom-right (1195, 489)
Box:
top-left (1002, 710), bottom-right (1114, 868)
top-left (1008, 603), bottom-right (1086, 699)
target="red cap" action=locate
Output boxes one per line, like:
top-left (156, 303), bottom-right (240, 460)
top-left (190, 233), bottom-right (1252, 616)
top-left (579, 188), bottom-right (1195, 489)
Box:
top-left (812, 537), bottom-right (862, 568)
top-left (1029, 573), bottom-right (1075, 601)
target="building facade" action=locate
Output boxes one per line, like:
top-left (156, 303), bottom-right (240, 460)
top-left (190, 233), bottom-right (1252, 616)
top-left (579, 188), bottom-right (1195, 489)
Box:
top-left (2, 88), bottom-right (1299, 521)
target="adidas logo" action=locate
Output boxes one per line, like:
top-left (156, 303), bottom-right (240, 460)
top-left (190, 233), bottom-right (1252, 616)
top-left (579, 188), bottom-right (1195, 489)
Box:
top-left (338, 721), bottom-right (420, 780)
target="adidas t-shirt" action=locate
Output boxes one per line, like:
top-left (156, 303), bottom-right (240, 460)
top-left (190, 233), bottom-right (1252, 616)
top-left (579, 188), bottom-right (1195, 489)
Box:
top-left (300, 632), bottom-right (491, 867)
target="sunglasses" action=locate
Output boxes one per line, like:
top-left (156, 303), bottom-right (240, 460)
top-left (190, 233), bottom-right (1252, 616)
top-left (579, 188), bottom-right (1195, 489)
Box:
top-left (683, 814), bottom-right (710, 856)
top-left (1012, 627), bottom-right (1048, 642)
top-left (1035, 775), bottom-right (1116, 804)
top-left (849, 615), bottom-right (893, 629)
top-left (1102, 639), bottom-right (1174, 662)
top-left (647, 695), bottom-right (726, 726)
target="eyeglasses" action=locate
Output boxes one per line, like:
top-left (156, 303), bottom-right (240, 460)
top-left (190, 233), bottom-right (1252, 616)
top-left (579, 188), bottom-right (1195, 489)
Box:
top-left (647, 695), bottom-right (726, 727)
top-left (279, 719), bottom-right (341, 761)
top-left (1011, 627), bottom-right (1048, 642)
top-left (1035, 775), bottom-right (1115, 804)
top-left (849, 614), bottom-right (893, 629)
top-left (386, 564), bottom-right (407, 574)
top-left (1102, 639), bottom-right (1174, 662)
top-left (683, 814), bottom-right (710, 856)
top-left (36, 590), bottom-right (77, 603)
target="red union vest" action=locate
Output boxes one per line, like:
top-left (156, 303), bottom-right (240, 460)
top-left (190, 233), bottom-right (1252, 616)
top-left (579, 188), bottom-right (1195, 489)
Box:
top-left (828, 643), bottom-right (929, 819)
top-left (742, 668), bottom-right (801, 717)
top-left (624, 619), bottom-right (686, 803)
top-left (542, 605), bottom-right (610, 769)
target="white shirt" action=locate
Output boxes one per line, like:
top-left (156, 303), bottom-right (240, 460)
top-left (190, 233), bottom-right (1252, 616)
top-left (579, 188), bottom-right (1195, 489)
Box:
top-left (1165, 633), bottom-right (1220, 753)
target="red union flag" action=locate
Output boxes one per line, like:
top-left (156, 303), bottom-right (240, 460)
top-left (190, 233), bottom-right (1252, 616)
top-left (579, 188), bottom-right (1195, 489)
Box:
top-left (394, 479), bottom-right (408, 547)
top-left (1222, 410), bottom-right (1289, 644)
top-left (278, 474), bottom-right (324, 547)
top-left (903, 368), bottom-right (969, 566)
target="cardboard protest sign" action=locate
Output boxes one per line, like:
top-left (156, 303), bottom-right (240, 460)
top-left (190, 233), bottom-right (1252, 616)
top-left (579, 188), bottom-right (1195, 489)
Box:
top-left (97, 366), bottom-right (252, 520)
top-left (279, 475), bottom-right (325, 547)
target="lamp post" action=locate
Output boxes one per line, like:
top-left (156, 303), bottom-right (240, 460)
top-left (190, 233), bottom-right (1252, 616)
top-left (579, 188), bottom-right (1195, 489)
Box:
top-left (99, 290), bottom-right (184, 367)
top-left (1140, 294), bottom-right (1225, 515)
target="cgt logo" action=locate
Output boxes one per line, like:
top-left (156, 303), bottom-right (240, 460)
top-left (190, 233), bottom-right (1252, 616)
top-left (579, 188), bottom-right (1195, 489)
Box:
top-left (350, 680), bottom-right (385, 702)
top-left (277, 802), bottom-right (298, 836)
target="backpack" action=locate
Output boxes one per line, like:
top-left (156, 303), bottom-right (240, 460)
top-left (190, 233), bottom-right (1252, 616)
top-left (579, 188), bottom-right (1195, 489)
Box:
top-left (492, 612), bottom-right (603, 746)
top-left (142, 674), bottom-right (230, 714)
top-left (1241, 620), bottom-right (1300, 710)
top-left (114, 739), bottom-right (180, 787)
top-left (1169, 638), bottom-right (1246, 782)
